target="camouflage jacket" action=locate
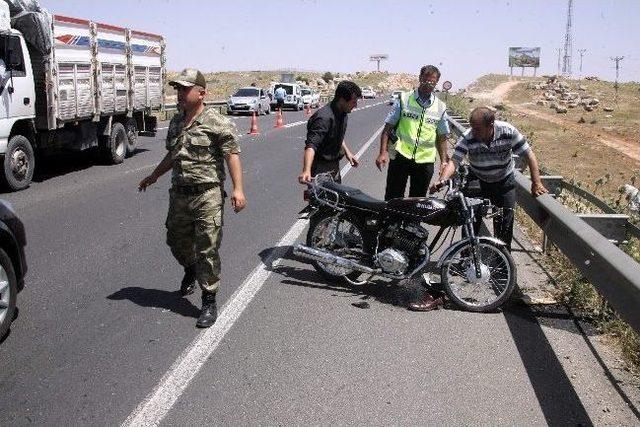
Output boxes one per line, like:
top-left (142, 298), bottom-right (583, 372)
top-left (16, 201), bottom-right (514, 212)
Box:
top-left (166, 107), bottom-right (240, 186)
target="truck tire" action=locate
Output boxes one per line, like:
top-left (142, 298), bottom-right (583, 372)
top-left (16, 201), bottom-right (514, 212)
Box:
top-left (102, 122), bottom-right (126, 164)
top-left (0, 247), bottom-right (18, 340)
top-left (125, 119), bottom-right (138, 157)
top-left (1, 135), bottom-right (35, 191)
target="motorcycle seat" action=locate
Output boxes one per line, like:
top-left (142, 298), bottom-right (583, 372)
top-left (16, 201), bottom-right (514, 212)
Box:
top-left (322, 181), bottom-right (387, 211)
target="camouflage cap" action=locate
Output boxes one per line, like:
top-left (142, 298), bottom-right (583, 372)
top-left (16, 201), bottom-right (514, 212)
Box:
top-left (169, 68), bottom-right (206, 88)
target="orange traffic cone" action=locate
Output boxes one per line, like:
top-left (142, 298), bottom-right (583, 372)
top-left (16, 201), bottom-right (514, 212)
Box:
top-left (274, 108), bottom-right (284, 128)
top-left (248, 111), bottom-right (260, 135)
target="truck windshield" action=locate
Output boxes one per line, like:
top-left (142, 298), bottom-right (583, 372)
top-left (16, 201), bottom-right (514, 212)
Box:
top-left (234, 88), bottom-right (259, 97)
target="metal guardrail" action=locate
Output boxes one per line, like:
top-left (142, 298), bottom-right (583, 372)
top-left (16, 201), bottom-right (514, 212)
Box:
top-left (447, 113), bottom-right (640, 333)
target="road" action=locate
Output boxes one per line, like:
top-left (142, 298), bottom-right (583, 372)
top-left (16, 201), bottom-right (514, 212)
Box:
top-left (0, 98), bottom-right (638, 426)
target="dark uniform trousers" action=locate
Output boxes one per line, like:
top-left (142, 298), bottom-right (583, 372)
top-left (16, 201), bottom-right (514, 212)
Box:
top-left (473, 172), bottom-right (516, 251)
top-left (384, 154), bottom-right (434, 200)
top-left (311, 159), bottom-right (341, 183)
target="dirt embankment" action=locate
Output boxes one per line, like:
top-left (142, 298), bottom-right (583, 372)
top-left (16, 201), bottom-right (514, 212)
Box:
top-left (466, 79), bottom-right (640, 163)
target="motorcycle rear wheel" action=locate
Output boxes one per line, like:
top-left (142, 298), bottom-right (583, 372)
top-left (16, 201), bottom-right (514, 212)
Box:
top-left (306, 212), bottom-right (370, 286)
top-left (441, 241), bottom-right (516, 312)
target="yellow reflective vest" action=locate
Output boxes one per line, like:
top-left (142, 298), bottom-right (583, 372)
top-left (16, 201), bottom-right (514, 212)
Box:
top-left (394, 91), bottom-right (446, 163)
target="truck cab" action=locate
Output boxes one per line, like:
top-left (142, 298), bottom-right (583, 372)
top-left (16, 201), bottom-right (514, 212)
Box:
top-left (0, 25), bottom-right (37, 191)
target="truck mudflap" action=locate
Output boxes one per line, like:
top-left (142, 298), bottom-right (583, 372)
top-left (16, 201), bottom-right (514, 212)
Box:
top-left (139, 113), bottom-right (157, 137)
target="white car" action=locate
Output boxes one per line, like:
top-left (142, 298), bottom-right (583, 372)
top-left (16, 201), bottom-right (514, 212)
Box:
top-left (388, 90), bottom-right (402, 105)
top-left (361, 88), bottom-right (377, 99)
top-left (301, 87), bottom-right (320, 108)
top-left (227, 87), bottom-right (271, 115)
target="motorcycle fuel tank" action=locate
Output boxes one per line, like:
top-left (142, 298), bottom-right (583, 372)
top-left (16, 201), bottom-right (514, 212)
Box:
top-left (385, 197), bottom-right (454, 225)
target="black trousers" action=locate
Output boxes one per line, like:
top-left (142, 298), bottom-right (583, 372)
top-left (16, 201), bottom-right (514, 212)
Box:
top-left (472, 173), bottom-right (516, 251)
top-left (311, 159), bottom-right (341, 183)
top-left (384, 154), bottom-right (434, 200)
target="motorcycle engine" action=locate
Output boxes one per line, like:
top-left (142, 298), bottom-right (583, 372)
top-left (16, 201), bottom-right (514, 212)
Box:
top-left (376, 222), bottom-right (429, 276)
top-left (376, 248), bottom-right (409, 276)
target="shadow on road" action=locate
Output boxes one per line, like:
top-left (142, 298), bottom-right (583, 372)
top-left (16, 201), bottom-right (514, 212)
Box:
top-left (259, 244), bottom-right (606, 424)
top-left (504, 304), bottom-right (593, 425)
top-left (107, 287), bottom-right (200, 318)
top-left (259, 245), bottom-right (437, 309)
top-left (0, 149), bottom-right (151, 195)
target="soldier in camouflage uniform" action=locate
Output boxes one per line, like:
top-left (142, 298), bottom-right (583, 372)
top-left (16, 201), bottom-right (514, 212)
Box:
top-left (139, 68), bottom-right (246, 328)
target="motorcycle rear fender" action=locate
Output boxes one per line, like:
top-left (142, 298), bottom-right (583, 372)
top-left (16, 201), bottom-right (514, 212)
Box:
top-left (436, 236), bottom-right (507, 269)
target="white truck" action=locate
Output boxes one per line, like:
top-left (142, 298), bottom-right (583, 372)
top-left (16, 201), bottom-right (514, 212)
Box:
top-left (0, 2), bottom-right (164, 190)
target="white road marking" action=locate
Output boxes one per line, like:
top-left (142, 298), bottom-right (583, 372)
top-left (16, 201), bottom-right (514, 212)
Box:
top-left (122, 125), bottom-right (384, 427)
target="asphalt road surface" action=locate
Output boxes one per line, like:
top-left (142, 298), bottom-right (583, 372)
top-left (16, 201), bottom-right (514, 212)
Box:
top-left (1, 98), bottom-right (638, 426)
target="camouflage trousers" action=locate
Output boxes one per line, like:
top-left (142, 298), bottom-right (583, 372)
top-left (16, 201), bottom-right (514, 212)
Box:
top-left (166, 186), bottom-right (224, 294)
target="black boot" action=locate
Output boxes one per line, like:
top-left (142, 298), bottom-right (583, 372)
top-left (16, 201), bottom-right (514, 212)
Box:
top-left (196, 292), bottom-right (217, 328)
top-left (180, 265), bottom-right (197, 296)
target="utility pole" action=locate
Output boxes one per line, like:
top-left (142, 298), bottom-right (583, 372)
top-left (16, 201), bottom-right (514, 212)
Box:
top-left (577, 48), bottom-right (586, 75)
top-left (610, 56), bottom-right (624, 103)
top-left (562, 0), bottom-right (573, 76)
top-left (611, 56), bottom-right (624, 84)
top-left (557, 47), bottom-right (563, 77)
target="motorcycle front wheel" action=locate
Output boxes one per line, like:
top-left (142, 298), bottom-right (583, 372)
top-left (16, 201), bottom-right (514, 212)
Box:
top-left (306, 212), bottom-right (370, 286)
top-left (440, 241), bottom-right (516, 312)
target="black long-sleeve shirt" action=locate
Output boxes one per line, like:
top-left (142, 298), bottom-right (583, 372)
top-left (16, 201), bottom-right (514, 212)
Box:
top-left (304, 101), bottom-right (347, 162)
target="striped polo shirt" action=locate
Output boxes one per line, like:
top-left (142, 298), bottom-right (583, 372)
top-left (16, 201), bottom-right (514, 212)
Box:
top-left (451, 120), bottom-right (530, 183)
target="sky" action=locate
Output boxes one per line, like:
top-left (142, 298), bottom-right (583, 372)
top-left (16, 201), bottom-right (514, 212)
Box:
top-left (38, 0), bottom-right (640, 88)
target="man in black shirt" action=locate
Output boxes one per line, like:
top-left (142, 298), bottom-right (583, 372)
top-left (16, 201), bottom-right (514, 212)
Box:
top-left (298, 81), bottom-right (362, 184)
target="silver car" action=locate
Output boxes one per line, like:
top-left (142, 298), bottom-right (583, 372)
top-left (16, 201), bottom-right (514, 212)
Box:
top-left (227, 87), bottom-right (271, 115)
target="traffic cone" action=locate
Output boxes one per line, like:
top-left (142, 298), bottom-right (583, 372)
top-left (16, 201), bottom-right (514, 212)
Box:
top-left (274, 108), bottom-right (284, 128)
top-left (248, 111), bottom-right (260, 135)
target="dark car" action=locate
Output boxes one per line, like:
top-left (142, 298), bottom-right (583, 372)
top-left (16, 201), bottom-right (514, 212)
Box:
top-left (0, 199), bottom-right (27, 340)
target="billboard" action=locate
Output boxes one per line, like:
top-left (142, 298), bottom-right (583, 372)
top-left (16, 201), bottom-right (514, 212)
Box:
top-left (508, 47), bottom-right (540, 67)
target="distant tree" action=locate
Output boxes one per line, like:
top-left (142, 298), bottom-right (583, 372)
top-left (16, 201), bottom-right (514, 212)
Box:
top-left (322, 71), bottom-right (334, 83)
top-left (296, 75), bottom-right (309, 85)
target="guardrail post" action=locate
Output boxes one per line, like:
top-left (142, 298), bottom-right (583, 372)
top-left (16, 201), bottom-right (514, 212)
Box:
top-left (539, 176), bottom-right (564, 196)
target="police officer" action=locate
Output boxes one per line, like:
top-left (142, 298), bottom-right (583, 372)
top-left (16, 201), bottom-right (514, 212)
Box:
top-left (375, 65), bottom-right (450, 200)
top-left (139, 68), bottom-right (246, 328)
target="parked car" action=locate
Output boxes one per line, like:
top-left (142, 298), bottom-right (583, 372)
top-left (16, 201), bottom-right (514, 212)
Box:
top-left (227, 87), bottom-right (271, 115)
top-left (269, 83), bottom-right (304, 111)
top-left (388, 90), bottom-right (403, 105)
top-left (301, 87), bottom-right (320, 108)
top-left (361, 87), bottom-right (377, 99)
top-left (0, 199), bottom-right (27, 340)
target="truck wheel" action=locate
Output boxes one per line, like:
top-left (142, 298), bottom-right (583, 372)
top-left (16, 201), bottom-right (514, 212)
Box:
top-left (0, 247), bottom-right (17, 340)
top-left (125, 119), bottom-right (138, 157)
top-left (102, 122), bottom-right (126, 165)
top-left (1, 135), bottom-right (35, 191)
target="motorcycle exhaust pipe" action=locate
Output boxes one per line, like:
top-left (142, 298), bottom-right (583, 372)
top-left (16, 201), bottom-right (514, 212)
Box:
top-left (293, 244), bottom-right (378, 275)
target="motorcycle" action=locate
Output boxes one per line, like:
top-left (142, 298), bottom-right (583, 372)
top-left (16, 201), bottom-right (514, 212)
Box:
top-left (294, 165), bottom-right (517, 312)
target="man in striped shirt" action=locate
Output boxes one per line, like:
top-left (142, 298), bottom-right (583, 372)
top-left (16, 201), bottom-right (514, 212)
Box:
top-left (434, 106), bottom-right (547, 251)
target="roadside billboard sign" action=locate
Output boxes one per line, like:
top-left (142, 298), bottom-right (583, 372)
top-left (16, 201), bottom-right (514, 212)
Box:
top-left (508, 47), bottom-right (540, 68)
